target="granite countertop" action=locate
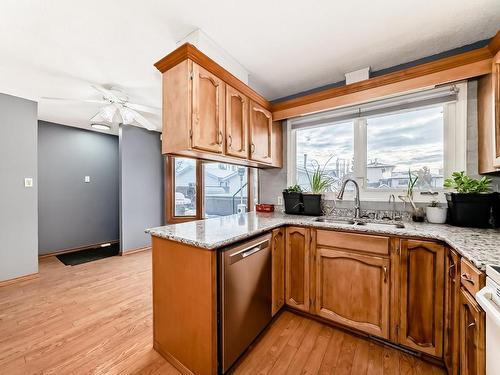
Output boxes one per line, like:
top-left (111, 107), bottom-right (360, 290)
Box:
top-left (146, 211), bottom-right (500, 271)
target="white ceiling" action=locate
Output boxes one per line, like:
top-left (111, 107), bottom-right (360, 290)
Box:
top-left (0, 0), bottom-right (499, 134)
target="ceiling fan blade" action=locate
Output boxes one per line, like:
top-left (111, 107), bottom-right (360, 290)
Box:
top-left (120, 107), bottom-right (157, 131)
top-left (41, 96), bottom-right (107, 104)
top-left (91, 84), bottom-right (121, 103)
top-left (123, 102), bottom-right (161, 115)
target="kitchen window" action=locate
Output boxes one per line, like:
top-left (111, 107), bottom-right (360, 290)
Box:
top-left (166, 157), bottom-right (258, 223)
top-left (287, 83), bottom-right (467, 201)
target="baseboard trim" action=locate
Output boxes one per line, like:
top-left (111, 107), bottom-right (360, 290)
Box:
top-left (0, 272), bottom-right (38, 288)
top-left (39, 240), bottom-right (120, 259)
top-left (120, 246), bottom-right (151, 256)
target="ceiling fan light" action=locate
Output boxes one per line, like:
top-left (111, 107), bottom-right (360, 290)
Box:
top-left (91, 123), bottom-right (111, 131)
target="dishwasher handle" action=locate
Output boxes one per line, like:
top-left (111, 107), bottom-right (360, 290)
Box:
top-left (476, 287), bottom-right (500, 327)
top-left (228, 239), bottom-right (269, 265)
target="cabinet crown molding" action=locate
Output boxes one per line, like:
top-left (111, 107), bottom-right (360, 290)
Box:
top-left (155, 43), bottom-right (271, 110)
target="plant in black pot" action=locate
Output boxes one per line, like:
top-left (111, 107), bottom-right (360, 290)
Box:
top-left (282, 184), bottom-right (303, 215)
top-left (444, 171), bottom-right (493, 228)
top-left (303, 159), bottom-right (334, 216)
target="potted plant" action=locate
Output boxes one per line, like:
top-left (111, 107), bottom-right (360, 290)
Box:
top-left (398, 170), bottom-right (425, 222)
top-left (444, 171), bottom-right (493, 228)
top-left (282, 184), bottom-right (303, 215)
top-left (426, 200), bottom-right (447, 224)
top-left (303, 159), bottom-right (334, 216)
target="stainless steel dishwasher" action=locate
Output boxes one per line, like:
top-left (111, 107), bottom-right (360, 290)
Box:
top-left (219, 233), bottom-right (272, 373)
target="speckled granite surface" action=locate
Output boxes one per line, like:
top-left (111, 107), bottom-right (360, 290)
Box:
top-left (146, 211), bottom-right (500, 271)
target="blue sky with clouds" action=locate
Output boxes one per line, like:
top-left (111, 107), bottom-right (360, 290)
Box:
top-left (296, 105), bottom-right (444, 174)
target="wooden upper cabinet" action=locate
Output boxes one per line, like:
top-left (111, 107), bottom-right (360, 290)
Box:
top-left (191, 63), bottom-right (225, 154)
top-left (285, 227), bottom-right (310, 312)
top-left (249, 101), bottom-right (273, 164)
top-left (460, 288), bottom-right (486, 375)
top-left (398, 239), bottom-right (445, 357)
top-left (271, 228), bottom-right (285, 316)
top-left (493, 50), bottom-right (500, 167)
top-left (225, 85), bottom-right (248, 159)
top-left (478, 50), bottom-right (500, 173)
top-left (156, 44), bottom-right (281, 168)
top-left (315, 248), bottom-right (390, 338)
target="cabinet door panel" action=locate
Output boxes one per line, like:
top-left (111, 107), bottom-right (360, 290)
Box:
top-left (444, 249), bottom-right (460, 375)
top-left (225, 85), bottom-right (248, 159)
top-left (315, 248), bottom-right (390, 338)
top-left (271, 228), bottom-right (285, 316)
top-left (460, 288), bottom-right (485, 375)
top-left (399, 239), bottom-right (445, 357)
top-left (285, 227), bottom-right (310, 312)
top-left (493, 50), bottom-right (500, 167)
top-left (249, 101), bottom-right (272, 164)
top-left (191, 63), bottom-right (224, 153)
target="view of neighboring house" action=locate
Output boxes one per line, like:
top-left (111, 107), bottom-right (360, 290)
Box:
top-left (174, 161), bottom-right (249, 217)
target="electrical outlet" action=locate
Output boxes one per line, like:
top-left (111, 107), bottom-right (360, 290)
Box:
top-left (277, 196), bottom-right (283, 205)
top-left (84, 176), bottom-right (90, 183)
top-left (24, 177), bottom-right (33, 188)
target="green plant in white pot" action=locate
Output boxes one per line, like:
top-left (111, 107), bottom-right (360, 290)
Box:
top-left (425, 199), bottom-right (447, 224)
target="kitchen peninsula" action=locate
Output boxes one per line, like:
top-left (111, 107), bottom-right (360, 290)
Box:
top-left (147, 211), bottom-right (500, 375)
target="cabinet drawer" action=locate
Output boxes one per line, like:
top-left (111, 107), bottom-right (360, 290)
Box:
top-left (460, 258), bottom-right (485, 296)
top-left (316, 230), bottom-right (390, 255)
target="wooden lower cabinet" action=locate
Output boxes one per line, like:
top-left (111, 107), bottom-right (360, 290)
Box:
top-left (271, 228), bottom-right (285, 316)
top-left (285, 227), bottom-right (310, 312)
top-left (314, 247), bottom-right (390, 338)
top-left (398, 239), bottom-right (445, 357)
top-left (460, 287), bottom-right (486, 375)
top-left (444, 249), bottom-right (460, 375)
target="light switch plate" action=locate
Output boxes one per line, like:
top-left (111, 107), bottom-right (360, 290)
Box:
top-left (24, 178), bottom-right (33, 188)
top-left (84, 176), bottom-right (90, 183)
top-left (277, 196), bottom-right (283, 205)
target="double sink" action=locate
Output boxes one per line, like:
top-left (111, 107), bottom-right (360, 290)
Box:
top-left (314, 217), bottom-right (405, 229)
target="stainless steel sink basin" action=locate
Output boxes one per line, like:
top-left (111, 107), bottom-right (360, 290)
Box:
top-left (314, 217), bottom-right (405, 229)
top-left (314, 218), bottom-right (356, 225)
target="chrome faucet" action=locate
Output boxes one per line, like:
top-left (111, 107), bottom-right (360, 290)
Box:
top-left (337, 178), bottom-right (361, 219)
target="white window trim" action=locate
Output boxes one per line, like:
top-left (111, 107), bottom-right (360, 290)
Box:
top-left (287, 82), bottom-right (468, 203)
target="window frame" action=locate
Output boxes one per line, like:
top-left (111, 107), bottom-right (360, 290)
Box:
top-left (165, 156), bottom-right (258, 224)
top-left (287, 82), bottom-right (468, 203)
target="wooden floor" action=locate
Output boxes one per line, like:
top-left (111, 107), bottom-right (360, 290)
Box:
top-left (0, 251), bottom-right (445, 375)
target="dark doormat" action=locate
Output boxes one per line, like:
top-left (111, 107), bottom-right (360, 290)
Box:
top-left (56, 243), bottom-right (120, 266)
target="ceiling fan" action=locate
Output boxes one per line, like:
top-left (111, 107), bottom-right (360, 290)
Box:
top-left (42, 85), bottom-right (160, 131)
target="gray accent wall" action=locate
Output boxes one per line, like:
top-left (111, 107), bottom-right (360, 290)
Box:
top-left (0, 93), bottom-right (38, 282)
top-left (38, 121), bottom-right (119, 255)
top-left (119, 125), bottom-right (163, 253)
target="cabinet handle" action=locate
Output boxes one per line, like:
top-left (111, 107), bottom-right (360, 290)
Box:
top-left (227, 134), bottom-right (232, 148)
top-left (467, 320), bottom-right (476, 329)
top-left (218, 131), bottom-right (223, 145)
top-left (251, 143), bottom-right (255, 153)
top-left (383, 266), bottom-right (388, 283)
top-left (449, 263), bottom-right (456, 279)
top-left (461, 273), bottom-right (475, 284)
